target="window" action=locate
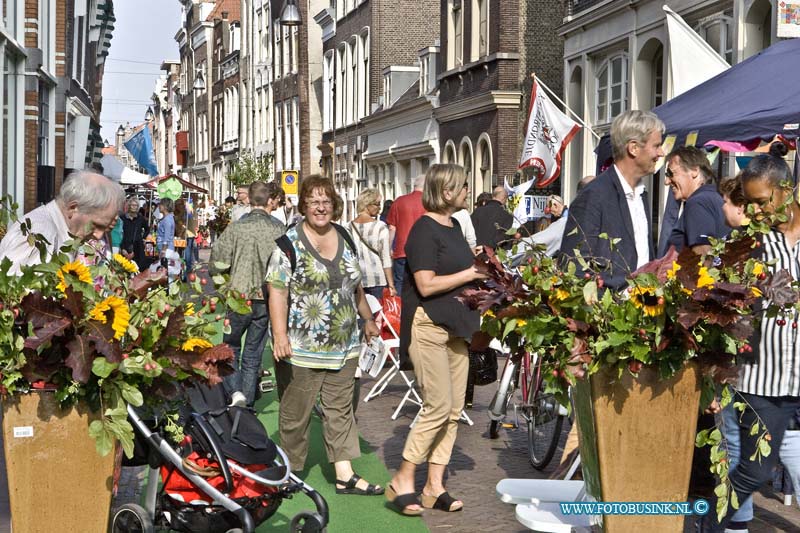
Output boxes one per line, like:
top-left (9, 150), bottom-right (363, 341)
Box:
top-left (37, 81), bottom-right (50, 165)
top-left (282, 25), bottom-right (290, 77)
top-left (698, 16), bottom-right (733, 65)
top-left (291, 26), bottom-right (299, 73)
top-left (453, 1), bottom-right (463, 67)
top-left (471, 0), bottom-right (489, 60)
top-left (336, 46), bottom-right (346, 128)
top-left (283, 100), bottom-right (291, 169)
top-left (323, 51), bottom-right (334, 131)
top-left (595, 54), bottom-right (628, 124)
top-left (273, 18), bottom-right (282, 78)
top-left (361, 32), bottom-right (370, 118)
top-left (39, 0), bottom-right (55, 73)
top-left (293, 97), bottom-right (300, 170)
top-left (348, 39), bottom-right (357, 124)
top-left (2, 45), bottom-right (22, 201)
top-left (274, 104), bottom-right (282, 170)
top-left (652, 50), bottom-right (663, 107)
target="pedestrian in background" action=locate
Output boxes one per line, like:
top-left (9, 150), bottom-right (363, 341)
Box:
top-left (349, 188), bottom-right (395, 300)
top-left (386, 175), bottom-right (426, 294)
top-left (230, 185), bottom-right (251, 223)
top-left (380, 199), bottom-right (393, 223)
top-left (120, 196), bottom-right (147, 271)
top-left (560, 109), bottom-right (663, 290)
top-left (156, 198), bottom-right (175, 257)
top-left (387, 164), bottom-right (487, 516)
top-left (699, 143), bottom-right (800, 532)
top-left (210, 181), bottom-right (285, 407)
top-left (471, 186), bottom-right (513, 250)
top-left (663, 146), bottom-right (728, 255)
top-left (267, 175), bottom-right (383, 496)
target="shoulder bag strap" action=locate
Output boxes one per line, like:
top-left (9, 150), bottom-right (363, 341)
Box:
top-left (347, 222), bottom-right (380, 257)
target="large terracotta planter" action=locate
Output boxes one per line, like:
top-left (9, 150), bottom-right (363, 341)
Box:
top-left (573, 362), bottom-right (701, 532)
top-left (2, 391), bottom-right (116, 533)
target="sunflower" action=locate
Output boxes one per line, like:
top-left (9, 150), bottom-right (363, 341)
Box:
top-left (56, 260), bottom-right (93, 292)
top-left (483, 309), bottom-right (495, 318)
top-left (553, 288), bottom-right (570, 301)
top-left (666, 262), bottom-right (681, 280)
top-left (182, 338), bottom-right (213, 352)
top-left (751, 286), bottom-right (763, 298)
top-left (629, 285), bottom-right (664, 317)
top-left (88, 295), bottom-right (130, 340)
top-left (184, 302), bottom-right (195, 316)
top-left (112, 253), bottom-right (139, 273)
top-left (697, 267), bottom-right (715, 289)
top-left (752, 262), bottom-right (765, 277)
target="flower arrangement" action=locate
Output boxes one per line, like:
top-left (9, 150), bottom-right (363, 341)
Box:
top-left (0, 198), bottom-right (244, 458)
top-left (461, 210), bottom-right (800, 520)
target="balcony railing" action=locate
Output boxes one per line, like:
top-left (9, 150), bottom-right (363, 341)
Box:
top-left (566, 0), bottom-right (607, 17)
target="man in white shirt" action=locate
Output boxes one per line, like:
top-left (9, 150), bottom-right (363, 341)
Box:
top-left (560, 110), bottom-right (664, 290)
top-left (229, 185), bottom-right (251, 223)
top-left (0, 170), bottom-right (125, 274)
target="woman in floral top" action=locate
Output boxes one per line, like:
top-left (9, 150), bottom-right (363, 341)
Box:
top-left (267, 175), bottom-right (382, 496)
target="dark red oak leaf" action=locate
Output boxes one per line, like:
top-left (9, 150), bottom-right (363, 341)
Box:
top-left (65, 335), bottom-right (97, 384)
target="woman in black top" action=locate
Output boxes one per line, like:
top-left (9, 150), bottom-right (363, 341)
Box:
top-left (386, 164), bottom-right (487, 515)
top-left (120, 197), bottom-right (148, 271)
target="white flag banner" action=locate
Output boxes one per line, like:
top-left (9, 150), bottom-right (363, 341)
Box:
top-left (518, 80), bottom-right (580, 188)
top-left (663, 5), bottom-right (729, 97)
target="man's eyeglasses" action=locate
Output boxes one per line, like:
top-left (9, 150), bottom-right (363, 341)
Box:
top-left (307, 200), bottom-right (333, 209)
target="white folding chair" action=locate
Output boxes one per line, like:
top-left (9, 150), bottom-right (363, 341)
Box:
top-left (362, 295), bottom-right (424, 418)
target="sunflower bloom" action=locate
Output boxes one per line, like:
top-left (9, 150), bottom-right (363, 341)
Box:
top-left (697, 267), bottom-right (715, 289)
top-left (56, 260), bottom-right (93, 292)
top-left (751, 287), bottom-right (763, 297)
top-left (553, 288), bottom-right (570, 301)
top-left (484, 309), bottom-right (495, 318)
top-left (517, 319), bottom-right (528, 327)
top-left (629, 286), bottom-right (664, 317)
top-left (182, 338), bottom-right (213, 352)
top-left (666, 262), bottom-right (681, 280)
top-left (184, 303), bottom-right (195, 316)
top-left (88, 295), bottom-right (130, 340)
top-left (112, 253), bottom-right (139, 273)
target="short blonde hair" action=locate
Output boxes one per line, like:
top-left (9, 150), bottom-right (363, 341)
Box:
top-left (356, 188), bottom-right (381, 214)
top-left (422, 164), bottom-right (466, 213)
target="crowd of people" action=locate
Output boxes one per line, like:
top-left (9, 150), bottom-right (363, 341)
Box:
top-left (1, 107), bottom-right (799, 530)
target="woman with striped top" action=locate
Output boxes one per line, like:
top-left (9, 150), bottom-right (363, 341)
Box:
top-left (700, 144), bottom-right (800, 532)
top-left (348, 188), bottom-right (396, 300)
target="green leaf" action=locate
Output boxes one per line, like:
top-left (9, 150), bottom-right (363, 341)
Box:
top-left (212, 274), bottom-right (226, 286)
top-left (502, 319), bottom-right (518, 340)
top-left (749, 423), bottom-right (759, 436)
top-left (583, 281), bottom-right (598, 305)
top-left (730, 487), bottom-right (739, 510)
top-left (716, 494), bottom-right (729, 523)
top-left (696, 429), bottom-right (709, 447)
top-left (91, 357), bottom-right (117, 379)
top-left (120, 382), bottom-right (144, 407)
top-left (88, 420), bottom-right (114, 457)
top-left (758, 437), bottom-right (772, 458)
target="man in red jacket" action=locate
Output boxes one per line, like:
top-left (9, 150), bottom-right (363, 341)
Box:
top-left (386, 174), bottom-right (426, 294)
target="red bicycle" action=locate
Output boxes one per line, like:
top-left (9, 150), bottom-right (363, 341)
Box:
top-left (488, 349), bottom-right (566, 470)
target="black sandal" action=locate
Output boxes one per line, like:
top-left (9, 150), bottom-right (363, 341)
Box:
top-left (385, 484), bottom-right (424, 516)
top-left (335, 473), bottom-right (385, 495)
top-left (421, 491), bottom-right (463, 512)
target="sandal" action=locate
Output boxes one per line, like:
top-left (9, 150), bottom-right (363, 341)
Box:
top-left (335, 473), bottom-right (385, 495)
top-left (421, 491), bottom-right (463, 512)
top-left (385, 484), bottom-right (424, 516)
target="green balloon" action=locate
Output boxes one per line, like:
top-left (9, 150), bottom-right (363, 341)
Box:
top-left (157, 177), bottom-right (183, 200)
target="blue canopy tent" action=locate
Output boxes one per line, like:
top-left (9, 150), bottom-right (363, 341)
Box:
top-left (596, 38), bottom-right (800, 170)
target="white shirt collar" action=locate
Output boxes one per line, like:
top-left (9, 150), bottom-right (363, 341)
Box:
top-left (614, 164), bottom-right (645, 199)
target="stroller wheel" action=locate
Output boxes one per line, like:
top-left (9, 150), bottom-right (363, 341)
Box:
top-left (110, 503), bottom-right (154, 533)
top-left (290, 511), bottom-right (326, 533)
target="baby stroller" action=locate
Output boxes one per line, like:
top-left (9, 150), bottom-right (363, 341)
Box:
top-left (110, 383), bottom-right (329, 533)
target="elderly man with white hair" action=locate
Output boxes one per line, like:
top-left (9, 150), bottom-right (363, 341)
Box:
top-left (0, 170), bottom-right (125, 274)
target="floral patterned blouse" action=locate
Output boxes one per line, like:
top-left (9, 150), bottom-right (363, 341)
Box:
top-left (266, 224), bottom-right (363, 370)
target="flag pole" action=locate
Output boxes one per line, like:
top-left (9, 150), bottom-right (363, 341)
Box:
top-left (531, 73), bottom-right (601, 140)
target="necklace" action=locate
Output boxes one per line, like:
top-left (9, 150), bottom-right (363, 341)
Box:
top-left (305, 223), bottom-right (330, 252)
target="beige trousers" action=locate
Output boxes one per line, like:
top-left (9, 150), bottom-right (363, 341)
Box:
top-left (402, 307), bottom-right (470, 465)
top-left (275, 357), bottom-right (360, 469)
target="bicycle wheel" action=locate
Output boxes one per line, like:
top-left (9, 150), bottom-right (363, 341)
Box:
top-left (525, 372), bottom-right (565, 470)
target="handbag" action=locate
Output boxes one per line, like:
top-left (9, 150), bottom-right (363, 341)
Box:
top-left (468, 348), bottom-right (499, 386)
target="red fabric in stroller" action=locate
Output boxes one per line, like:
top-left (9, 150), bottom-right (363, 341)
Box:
top-left (161, 453), bottom-right (275, 503)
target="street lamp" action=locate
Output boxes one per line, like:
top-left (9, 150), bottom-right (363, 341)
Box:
top-left (193, 71), bottom-right (206, 92)
top-left (116, 124), bottom-right (125, 136)
top-left (280, 0), bottom-right (302, 26)
top-left (144, 106), bottom-right (154, 122)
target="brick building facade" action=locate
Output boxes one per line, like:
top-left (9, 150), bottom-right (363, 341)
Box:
top-left (436, 0), bottom-right (564, 203)
top-left (314, 0), bottom-right (440, 219)
top-left (1, 0), bottom-right (114, 212)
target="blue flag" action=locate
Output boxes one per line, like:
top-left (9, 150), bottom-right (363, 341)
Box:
top-left (123, 126), bottom-right (159, 176)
